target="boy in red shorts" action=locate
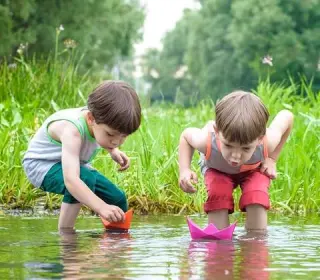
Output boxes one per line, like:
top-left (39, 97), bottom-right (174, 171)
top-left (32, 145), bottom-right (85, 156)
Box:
top-left (178, 91), bottom-right (293, 230)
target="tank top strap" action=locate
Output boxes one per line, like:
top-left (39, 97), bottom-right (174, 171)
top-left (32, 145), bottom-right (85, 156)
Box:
top-left (205, 131), bottom-right (212, 160)
top-left (262, 135), bottom-right (268, 158)
top-left (205, 131), bottom-right (221, 160)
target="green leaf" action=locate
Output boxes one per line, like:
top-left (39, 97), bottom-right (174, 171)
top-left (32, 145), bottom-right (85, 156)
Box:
top-left (50, 100), bottom-right (60, 112)
top-left (1, 117), bottom-right (10, 127)
top-left (12, 110), bottom-right (22, 126)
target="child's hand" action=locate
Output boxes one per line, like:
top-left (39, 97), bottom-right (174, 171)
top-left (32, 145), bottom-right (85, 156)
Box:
top-left (109, 148), bottom-right (130, 171)
top-left (99, 204), bottom-right (125, 223)
top-left (179, 169), bottom-right (198, 193)
top-left (260, 157), bottom-right (277, 179)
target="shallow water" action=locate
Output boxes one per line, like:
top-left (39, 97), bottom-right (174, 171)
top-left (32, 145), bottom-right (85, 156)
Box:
top-left (0, 214), bottom-right (320, 279)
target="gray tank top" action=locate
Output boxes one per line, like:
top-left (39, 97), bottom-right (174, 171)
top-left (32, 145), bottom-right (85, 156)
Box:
top-left (22, 107), bottom-right (100, 187)
top-left (199, 131), bottom-right (268, 175)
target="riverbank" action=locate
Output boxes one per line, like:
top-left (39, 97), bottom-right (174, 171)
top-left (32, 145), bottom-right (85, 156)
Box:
top-left (1, 60), bottom-right (319, 215)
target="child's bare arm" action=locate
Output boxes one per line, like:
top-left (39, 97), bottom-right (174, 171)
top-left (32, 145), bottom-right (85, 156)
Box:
top-left (179, 128), bottom-right (207, 169)
top-left (178, 127), bottom-right (207, 193)
top-left (266, 110), bottom-right (294, 160)
top-left (50, 121), bottom-right (124, 222)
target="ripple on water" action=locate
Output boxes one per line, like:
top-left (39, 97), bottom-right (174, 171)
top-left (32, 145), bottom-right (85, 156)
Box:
top-left (0, 215), bottom-right (320, 279)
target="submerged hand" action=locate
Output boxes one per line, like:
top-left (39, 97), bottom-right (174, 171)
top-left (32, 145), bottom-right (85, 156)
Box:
top-left (109, 149), bottom-right (130, 171)
top-left (179, 169), bottom-right (198, 193)
top-left (260, 157), bottom-right (277, 179)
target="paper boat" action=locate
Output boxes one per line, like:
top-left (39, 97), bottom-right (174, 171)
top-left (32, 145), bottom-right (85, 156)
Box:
top-left (100, 209), bottom-right (133, 230)
top-left (187, 217), bottom-right (236, 240)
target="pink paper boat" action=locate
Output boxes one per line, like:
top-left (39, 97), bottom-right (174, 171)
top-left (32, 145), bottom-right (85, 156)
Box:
top-left (187, 217), bottom-right (236, 240)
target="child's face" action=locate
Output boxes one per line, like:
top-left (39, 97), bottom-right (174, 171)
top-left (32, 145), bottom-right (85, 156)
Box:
top-left (217, 132), bottom-right (262, 167)
top-left (87, 112), bottom-right (127, 150)
top-left (93, 123), bottom-right (127, 151)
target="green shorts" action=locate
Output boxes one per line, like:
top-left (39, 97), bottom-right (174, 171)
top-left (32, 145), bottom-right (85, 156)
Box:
top-left (41, 162), bottom-right (128, 211)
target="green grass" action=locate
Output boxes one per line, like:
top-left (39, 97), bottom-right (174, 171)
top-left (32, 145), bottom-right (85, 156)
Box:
top-left (0, 58), bottom-right (319, 215)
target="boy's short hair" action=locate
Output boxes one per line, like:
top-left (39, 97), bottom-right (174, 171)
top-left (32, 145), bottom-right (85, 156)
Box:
top-left (215, 91), bottom-right (269, 144)
top-left (87, 80), bottom-right (141, 135)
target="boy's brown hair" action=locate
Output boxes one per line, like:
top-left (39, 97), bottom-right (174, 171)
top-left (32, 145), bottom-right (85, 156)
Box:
top-left (215, 91), bottom-right (269, 144)
top-left (87, 80), bottom-right (141, 135)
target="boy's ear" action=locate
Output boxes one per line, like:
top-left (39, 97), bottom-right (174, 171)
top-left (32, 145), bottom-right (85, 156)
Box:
top-left (86, 111), bottom-right (95, 125)
top-left (213, 122), bottom-right (219, 134)
top-left (258, 135), bottom-right (264, 144)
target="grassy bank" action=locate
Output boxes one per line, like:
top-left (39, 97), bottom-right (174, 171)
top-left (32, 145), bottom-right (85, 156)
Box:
top-left (0, 59), bottom-right (319, 215)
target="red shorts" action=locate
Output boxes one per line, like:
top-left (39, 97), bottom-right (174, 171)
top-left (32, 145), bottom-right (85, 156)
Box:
top-left (204, 168), bottom-right (270, 214)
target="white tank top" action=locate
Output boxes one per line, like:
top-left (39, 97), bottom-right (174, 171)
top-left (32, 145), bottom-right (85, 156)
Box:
top-left (22, 107), bottom-right (100, 187)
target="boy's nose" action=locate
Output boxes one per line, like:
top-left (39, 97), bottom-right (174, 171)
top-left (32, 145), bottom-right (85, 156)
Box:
top-left (231, 151), bottom-right (241, 160)
top-left (111, 139), bottom-right (119, 145)
top-left (111, 137), bottom-right (123, 146)
top-left (111, 136), bottom-right (126, 147)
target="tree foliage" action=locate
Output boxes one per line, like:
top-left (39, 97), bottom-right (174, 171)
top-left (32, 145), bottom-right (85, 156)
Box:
top-left (143, 0), bottom-right (320, 103)
top-left (0, 0), bottom-right (144, 70)
top-left (141, 9), bottom-right (197, 104)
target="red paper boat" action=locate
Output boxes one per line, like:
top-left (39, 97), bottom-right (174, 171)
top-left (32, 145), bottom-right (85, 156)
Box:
top-left (187, 217), bottom-right (236, 240)
top-left (100, 209), bottom-right (133, 230)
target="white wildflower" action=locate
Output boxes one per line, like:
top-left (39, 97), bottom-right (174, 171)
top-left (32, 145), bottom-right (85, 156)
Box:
top-left (8, 63), bottom-right (17, 69)
top-left (262, 55), bottom-right (273, 66)
top-left (17, 43), bottom-right (26, 55)
top-left (150, 69), bottom-right (159, 79)
top-left (174, 65), bottom-right (188, 79)
top-left (56, 24), bottom-right (64, 34)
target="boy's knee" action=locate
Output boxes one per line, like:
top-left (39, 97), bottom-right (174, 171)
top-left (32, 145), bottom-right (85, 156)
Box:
top-left (115, 191), bottom-right (128, 212)
top-left (63, 167), bottom-right (97, 204)
top-left (240, 171), bottom-right (270, 212)
top-left (62, 195), bottom-right (79, 204)
top-left (240, 190), bottom-right (270, 212)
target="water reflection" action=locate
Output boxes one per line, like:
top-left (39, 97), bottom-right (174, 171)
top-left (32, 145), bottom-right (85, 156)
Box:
top-left (237, 231), bottom-right (270, 280)
top-left (59, 229), bottom-right (132, 279)
top-left (185, 240), bottom-right (235, 280)
top-left (182, 231), bottom-right (270, 280)
top-left (1, 215), bottom-right (320, 279)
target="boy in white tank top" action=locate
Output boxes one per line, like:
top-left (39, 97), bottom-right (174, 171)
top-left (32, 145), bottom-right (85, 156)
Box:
top-left (23, 81), bottom-right (141, 231)
top-left (178, 91), bottom-right (293, 231)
